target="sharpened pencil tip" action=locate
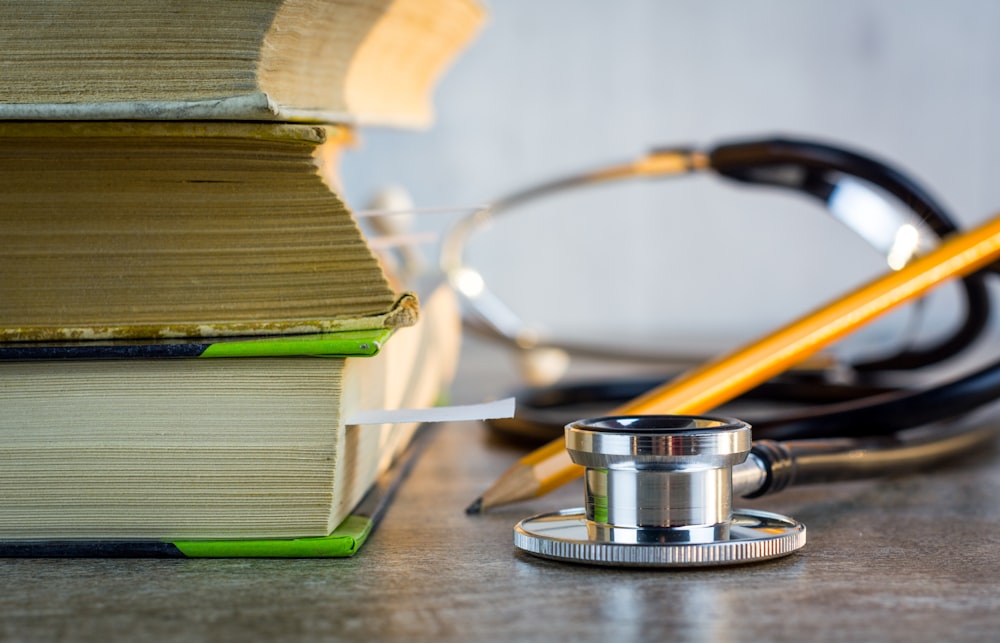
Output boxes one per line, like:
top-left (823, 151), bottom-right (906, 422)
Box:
top-left (465, 497), bottom-right (484, 514)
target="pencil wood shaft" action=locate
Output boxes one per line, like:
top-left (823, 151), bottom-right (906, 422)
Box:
top-left (476, 212), bottom-right (1000, 511)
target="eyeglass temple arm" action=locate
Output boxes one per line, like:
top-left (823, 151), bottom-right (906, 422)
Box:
top-left (440, 147), bottom-right (706, 277)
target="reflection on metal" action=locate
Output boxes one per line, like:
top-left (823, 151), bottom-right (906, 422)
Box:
top-left (513, 416), bottom-right (806, 568)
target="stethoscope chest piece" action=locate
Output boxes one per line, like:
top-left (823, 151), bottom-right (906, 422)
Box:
top-left (513, 415), bottom-right (806, 568)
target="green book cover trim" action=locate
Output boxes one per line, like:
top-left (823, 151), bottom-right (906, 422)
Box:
top-left (0, 328), bottom-right (395, 361)
top-left (172, 515), bottom-right (373, 558)
top-left (199, 328), bottom-right (393, 358)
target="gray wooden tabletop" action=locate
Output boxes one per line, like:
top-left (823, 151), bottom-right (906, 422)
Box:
top-left (3, 347), bottom-right (1000, 642)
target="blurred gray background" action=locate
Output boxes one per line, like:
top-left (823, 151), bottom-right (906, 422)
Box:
top-left (342, 0), bottom-right (1000, 359)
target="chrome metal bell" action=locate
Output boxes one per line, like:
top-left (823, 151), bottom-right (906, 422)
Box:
top-left (513, 415), bottom-right (806, 567)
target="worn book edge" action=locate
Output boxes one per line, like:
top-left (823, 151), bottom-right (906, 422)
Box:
top-left (3, 293), bottom-right (418, 343)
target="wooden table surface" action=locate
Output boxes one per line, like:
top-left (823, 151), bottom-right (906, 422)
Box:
top-left (3, 343), bottom-right (1000, 642)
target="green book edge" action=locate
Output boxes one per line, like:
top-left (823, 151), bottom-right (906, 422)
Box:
top-left (172, 515), bottom-right (373, 558)
top-left (0, 327), bottom-right (395, 361)
top-left (199, 328), bottom-right (393, 358)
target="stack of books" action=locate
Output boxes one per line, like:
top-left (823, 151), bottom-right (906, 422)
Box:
top-left (0, 0), bottom-right (483, 556)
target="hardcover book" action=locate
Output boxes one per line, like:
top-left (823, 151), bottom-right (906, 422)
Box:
top-left (0, 121), bottom-right (418, 341)
top-left (0, 0), bottom-right (484, 127)
top-left (0, 284), bottom-right (462, 555)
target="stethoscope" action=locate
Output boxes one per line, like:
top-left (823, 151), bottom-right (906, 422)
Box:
top-left (511, 411), bottom-right (998, 567)
top-left (440, 136), bottom-right (1000, 566)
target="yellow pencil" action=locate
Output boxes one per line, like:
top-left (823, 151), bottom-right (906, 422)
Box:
top-left (467, 211), bottom-right (1000, 513)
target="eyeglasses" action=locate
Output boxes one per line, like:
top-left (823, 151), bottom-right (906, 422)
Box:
top-left (441, 136), bottom-right (992, 377)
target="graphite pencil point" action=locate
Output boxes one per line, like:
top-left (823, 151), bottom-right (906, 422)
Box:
top-left (465, 497), bottom-right (484, 514)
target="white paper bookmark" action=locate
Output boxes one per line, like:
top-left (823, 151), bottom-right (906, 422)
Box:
top-left (346, 397), bottom-right (515, 426)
